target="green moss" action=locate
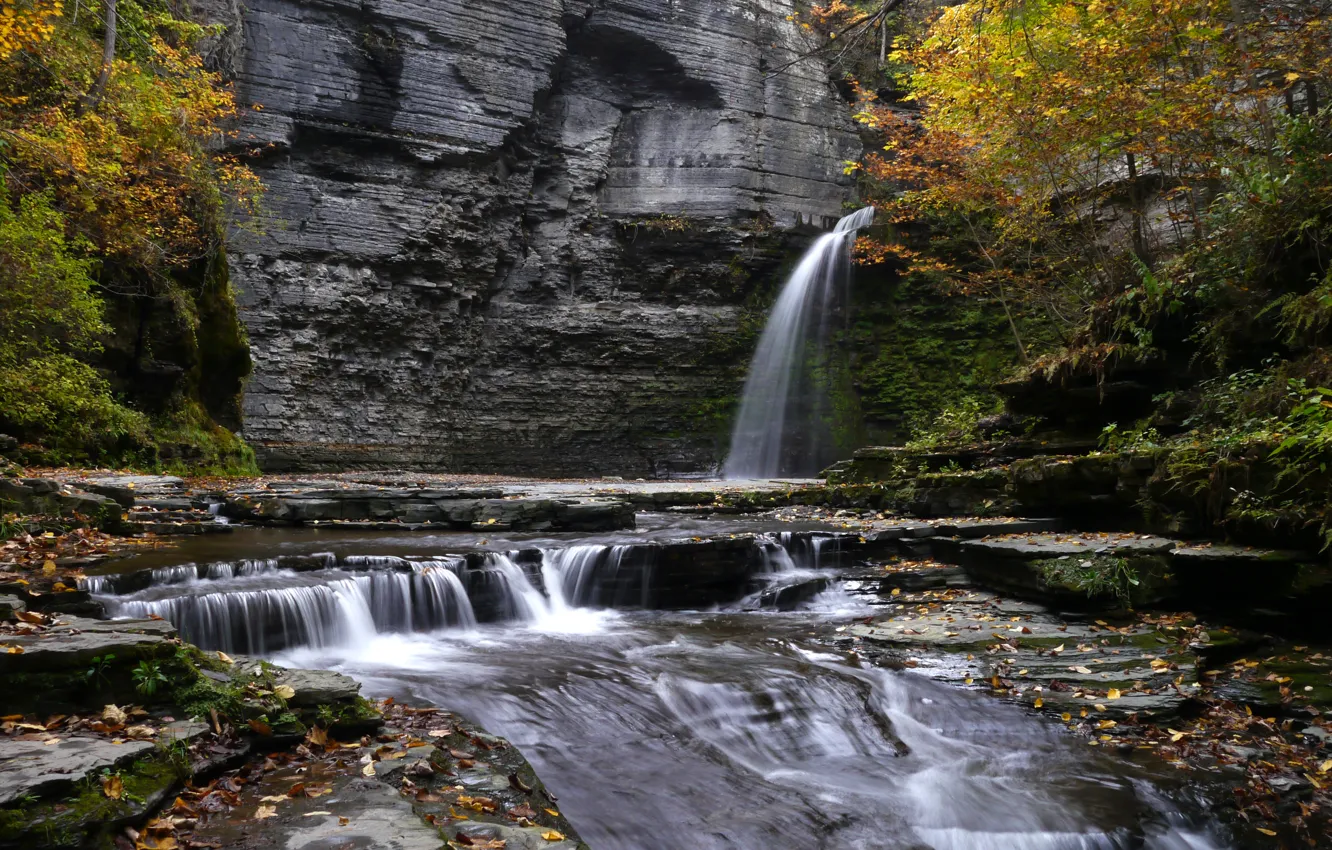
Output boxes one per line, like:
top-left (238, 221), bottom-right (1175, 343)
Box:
top-left (0, 758), bottom-right (177, 848)
top-left (842, 271), bottom-right (1055, 445)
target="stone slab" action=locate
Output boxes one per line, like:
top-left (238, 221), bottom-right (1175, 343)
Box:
top-left (0, 736), bottom-right (156, 805)
top-left (958, 533), bottom-right (1178, 559)
top-left (0, 616), bottom-right (175, 673)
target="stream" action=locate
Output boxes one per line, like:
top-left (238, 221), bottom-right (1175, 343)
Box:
top-left (88, 518), bottom-right (1230, 850)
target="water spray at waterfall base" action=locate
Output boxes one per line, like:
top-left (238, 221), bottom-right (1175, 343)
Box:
top-left (724, 207), bottom-right (876, 479)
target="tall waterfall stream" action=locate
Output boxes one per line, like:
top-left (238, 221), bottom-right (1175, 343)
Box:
top-left (87, 518), bottom-right (1228, 850)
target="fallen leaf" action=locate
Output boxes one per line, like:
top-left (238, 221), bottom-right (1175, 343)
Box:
top-left (362, 763), bottom-right (376, 777)
top-left (42, 559), bottom-right (56, 574)
top-left (217, 651), bottom-right (234, 665)
top-left (103, 705), bottom-right (127, 725)
top-left (540, 831), bottom-right (565, 841)
top-left (303, 811), bottom-right (333, 817)
top-left (255, 805), bottom-right (278, 820)
top-left (1106, 689), bottom-right (1122, 700)
top-left (102, 774), bottom-right (123, 799)
top-left (274, 685), bottom-right (296, 700)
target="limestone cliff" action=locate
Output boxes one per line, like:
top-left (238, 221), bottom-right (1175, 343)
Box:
top-left (221, 0), bottom-right (860, 475)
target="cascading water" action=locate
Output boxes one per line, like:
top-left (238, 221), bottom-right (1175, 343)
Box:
top-left (86, 525), bottom-right (1230, 849)
top-left (724, 206), bottom-right (876, 479)
top-left (94, 557), bottom-right (477, 653)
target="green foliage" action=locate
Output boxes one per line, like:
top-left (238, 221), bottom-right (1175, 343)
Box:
top-left (84, 652), bottom-right (116, 689)
top-left (1099, 421), bottom-right (1162, 453)
top-left (132, 659), bottom-right (168, 697)
top-left (1037, 555), bottom-right (1140, 606)
top-left (152, 399), bottom-right (257, 477)
top-left (0, 0), bottom-right (257, 471)
top-left (0, 354), bottom-right (152, 463)
top-left (0, 177), bottom-right (152, 462)
top-left (846, 271), bottom-right (1045, 443)
top-left (904, 396), bottom-right (993, 450)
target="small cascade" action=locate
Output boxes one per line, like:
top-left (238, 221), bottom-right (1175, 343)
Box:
top-left (755, 532), bottom-right (838, 572)
top-left (725, 206), bottom-right (876, 479)
top-left (88, 532), bottom-right (859, 649)
top-left (483, 554), bottom-right (550, 622)
top-left (96, 559), bottom-right (476, 654)
top-left (542, 544), bottom-right (637, 608)
top-left (80, 558), bottom-right (292, 594)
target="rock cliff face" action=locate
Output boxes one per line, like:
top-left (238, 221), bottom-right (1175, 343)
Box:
top-left (223, 0), bottom-right (859, 475)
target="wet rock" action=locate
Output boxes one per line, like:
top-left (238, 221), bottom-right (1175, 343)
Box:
top-left (0, 479), bottom-right (124, 531)
top-left (223, 490), bottom-right (635, 532)
top-left (0, 737), bottom-right (157, 806)
top-left (0, 595), bottom-right (23, 619)
top-left (271, 668), bottom-right (362, 707)
top-left (755, 577), bottom-right (830, 611)
top-left (75, 483), bottom-right (136, 509)
top-left (0, 617), bottom-right (177, 714)
top-left (281, 778), bottom-right (446, 850)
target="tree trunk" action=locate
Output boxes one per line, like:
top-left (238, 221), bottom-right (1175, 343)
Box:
top-left (80, 0), bottom-right (117, 114)
top-left (1126, 152), bottom-right (1147, 262)
top-left (879, 11), bottom-right (888, 65)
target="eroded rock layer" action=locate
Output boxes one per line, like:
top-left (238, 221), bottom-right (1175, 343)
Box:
top-left (222, 0), bottom-right (859, 475)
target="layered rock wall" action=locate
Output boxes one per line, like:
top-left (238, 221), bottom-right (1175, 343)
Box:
top-left (223, 0), bottom-right (859, 475)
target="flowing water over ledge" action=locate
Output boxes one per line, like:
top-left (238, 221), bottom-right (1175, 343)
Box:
top-left (86, 519), bottom-right (1230, 850)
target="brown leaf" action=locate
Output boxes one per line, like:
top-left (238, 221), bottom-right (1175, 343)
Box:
top-left (103, 774), bottom-right (124, 800)
top-left (254, 805), bottom-right (278, 820)
top-left (248, 718), bottom-right (272, 736)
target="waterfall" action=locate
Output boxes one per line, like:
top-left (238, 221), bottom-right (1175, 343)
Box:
top-left (724, 206), bottom-right (876, 479)
top-left (97, 561), bottom-right (477, 654)
top-left (87, 534), bottom-right (847, 651)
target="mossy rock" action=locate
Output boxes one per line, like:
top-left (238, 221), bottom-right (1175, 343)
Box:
top-left (0, 757), bottom-right (182, 850)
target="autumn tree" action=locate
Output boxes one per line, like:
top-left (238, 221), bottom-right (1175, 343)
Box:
top-left (0, 0), bottom-right (261, 465)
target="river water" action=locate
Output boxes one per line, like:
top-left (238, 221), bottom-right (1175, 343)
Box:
top-left (90, 521), bottom-right (1230, 850)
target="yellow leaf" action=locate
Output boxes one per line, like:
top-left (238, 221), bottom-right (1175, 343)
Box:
top-left (1256, 828), bottom-right (1276, 836)
top-left (274, 685), bottom-right (296, 700)
top-left (1033, 697), bottom-right (1044, 708)
top-left (362, 763), bottom-right (375, 777)
top-left (540, 831), bottom-right (565, 841)
top-left (42, 559), bottom-right (56, 574)
top-left (1319, 760), bottom-right (1332, 774)
top-left (1106, 688), bottom-right (1121, 700)
top-left (1097, 720), bottom-right (1116, 730)
top-left (217, 651), bottom-right (234, 665)
top-left (1285, 72), bottom-right (1301, 82)
top-left (544, 808), bottom-right (559, 817)
top-left (102, 774), bottom-right (123, 799)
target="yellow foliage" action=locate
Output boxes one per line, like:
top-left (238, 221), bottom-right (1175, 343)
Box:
top-left (0, 0), bottom-right (59, 60)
